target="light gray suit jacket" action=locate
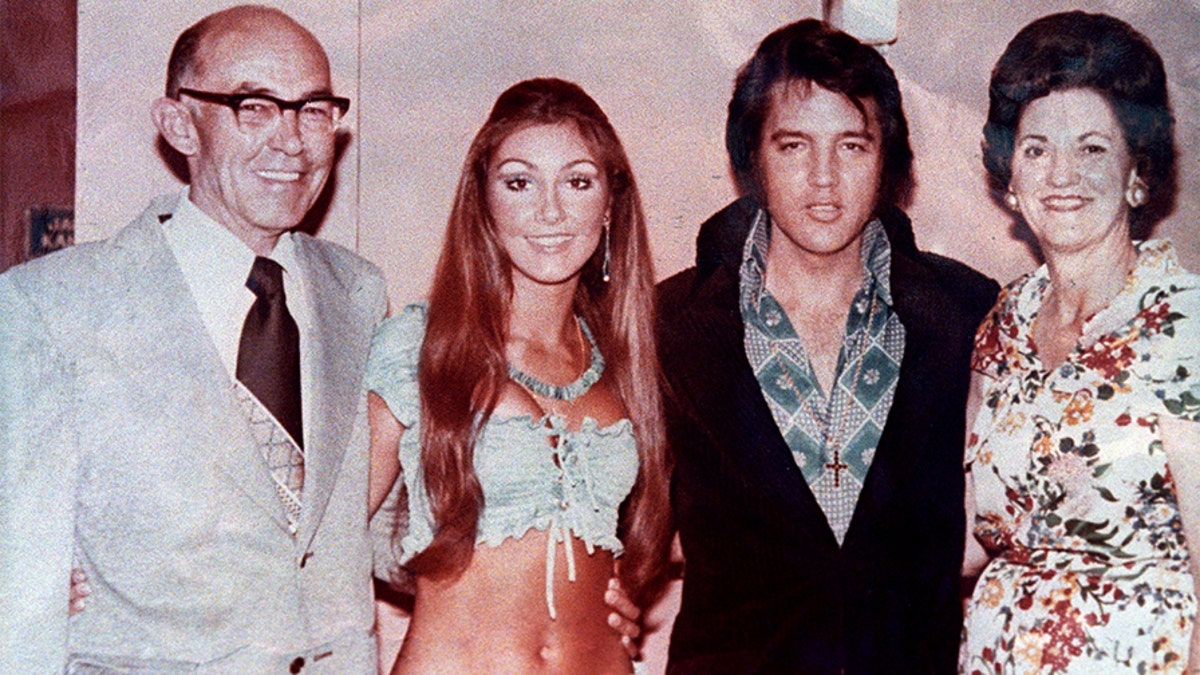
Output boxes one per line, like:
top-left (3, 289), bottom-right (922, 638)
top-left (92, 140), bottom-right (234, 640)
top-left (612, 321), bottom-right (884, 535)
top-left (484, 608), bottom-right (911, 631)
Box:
top-left (0, 194), bottom-right (390, 673)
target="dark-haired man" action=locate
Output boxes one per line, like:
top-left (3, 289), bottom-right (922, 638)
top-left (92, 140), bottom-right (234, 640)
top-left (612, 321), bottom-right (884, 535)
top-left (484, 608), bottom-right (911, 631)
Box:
top-left (658, 19), bottom-right (999, 673)
top-left (0, 6), bottom-right (388, 672)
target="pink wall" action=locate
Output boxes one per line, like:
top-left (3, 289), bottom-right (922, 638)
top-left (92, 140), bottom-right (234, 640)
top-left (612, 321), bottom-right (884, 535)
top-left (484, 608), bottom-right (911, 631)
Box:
top-left (75, 1), bottom-right (1200, 299)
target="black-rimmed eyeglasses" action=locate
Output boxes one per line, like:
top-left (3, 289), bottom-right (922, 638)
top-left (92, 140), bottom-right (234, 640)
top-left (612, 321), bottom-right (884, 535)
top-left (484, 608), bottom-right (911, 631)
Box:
top-left (177, 88), bottom-right (350, 134)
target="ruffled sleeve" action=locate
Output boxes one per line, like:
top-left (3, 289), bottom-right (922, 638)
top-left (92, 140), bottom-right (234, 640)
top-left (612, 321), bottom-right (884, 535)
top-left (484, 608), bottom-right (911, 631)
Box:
top-left (365, 303), bottom-right (426, 428)
top-left (1144, 283), bottom-right (1200, 423)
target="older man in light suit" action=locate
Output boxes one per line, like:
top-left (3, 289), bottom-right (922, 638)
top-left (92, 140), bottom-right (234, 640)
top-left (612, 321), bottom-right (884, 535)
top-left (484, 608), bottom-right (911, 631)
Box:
top-left (0, 6), bottom-right (391, 672)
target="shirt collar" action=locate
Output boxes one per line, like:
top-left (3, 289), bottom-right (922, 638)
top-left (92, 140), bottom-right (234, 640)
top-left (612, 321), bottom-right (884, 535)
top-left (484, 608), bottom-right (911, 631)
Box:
top-left (168, 191), bottom-right (257, 295)
top-left (168, 188), bottom-right (297, 281)
top-left (1018, 238), bottom-right (1184, 351)
top-left (271, 227), bottom-right (300, 277)
top-left (861, 216), bottom-right (895, 308)
top-left (739, 207), bottom-right (772, 311)
top-left (162, 189), bottom-right (302, 377)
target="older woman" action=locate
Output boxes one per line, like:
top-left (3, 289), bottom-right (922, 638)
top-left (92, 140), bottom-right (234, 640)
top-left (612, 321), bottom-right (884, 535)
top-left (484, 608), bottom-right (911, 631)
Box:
top-left (960, 11), bottom-right (1200, 674)
top-left (365, 78), bottom-right (670, 674)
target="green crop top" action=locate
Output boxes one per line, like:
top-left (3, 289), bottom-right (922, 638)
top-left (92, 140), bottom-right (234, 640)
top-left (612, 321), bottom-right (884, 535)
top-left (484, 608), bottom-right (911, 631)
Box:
top-left (364, 304), bottom-right (639, 618)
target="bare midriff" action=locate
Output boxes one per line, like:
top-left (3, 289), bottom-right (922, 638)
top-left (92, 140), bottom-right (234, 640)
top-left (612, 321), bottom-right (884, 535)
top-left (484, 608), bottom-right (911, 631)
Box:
top-left (392, 530), bottom-right (631, 675)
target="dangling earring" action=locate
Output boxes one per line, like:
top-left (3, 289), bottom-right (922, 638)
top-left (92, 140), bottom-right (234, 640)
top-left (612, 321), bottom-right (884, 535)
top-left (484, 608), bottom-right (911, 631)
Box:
top-left (1126, 176), bottom-right (1149, 208)
top-left (602, 218), bottom-right (611, 283)
top-left (1004, 188), bottom-right (1020, 213)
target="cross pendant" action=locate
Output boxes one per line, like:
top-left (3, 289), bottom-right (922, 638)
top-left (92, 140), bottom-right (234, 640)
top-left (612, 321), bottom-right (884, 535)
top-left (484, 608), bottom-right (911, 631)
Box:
top-left (825, 449), bottom-right (849, 488)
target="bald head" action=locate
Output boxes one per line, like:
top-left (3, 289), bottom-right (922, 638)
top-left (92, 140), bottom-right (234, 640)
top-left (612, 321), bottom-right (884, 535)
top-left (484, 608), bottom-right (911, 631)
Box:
top-left (164, 5), bottom-right (328, 99)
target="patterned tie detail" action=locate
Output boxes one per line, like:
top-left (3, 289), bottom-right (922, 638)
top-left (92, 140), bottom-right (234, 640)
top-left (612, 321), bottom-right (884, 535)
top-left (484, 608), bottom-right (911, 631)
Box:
top-left (234, 383), bottom-right (305, 531)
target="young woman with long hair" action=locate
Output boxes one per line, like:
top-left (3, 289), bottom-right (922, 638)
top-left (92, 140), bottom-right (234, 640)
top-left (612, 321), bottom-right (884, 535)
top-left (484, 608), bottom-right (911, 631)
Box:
top-left (366, 78), bottom-right (671, 674)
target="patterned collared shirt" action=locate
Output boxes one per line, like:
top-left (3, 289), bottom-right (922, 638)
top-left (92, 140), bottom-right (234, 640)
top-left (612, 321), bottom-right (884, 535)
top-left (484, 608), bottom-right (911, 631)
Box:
top-left (739, 208), bottom-right (906, 544)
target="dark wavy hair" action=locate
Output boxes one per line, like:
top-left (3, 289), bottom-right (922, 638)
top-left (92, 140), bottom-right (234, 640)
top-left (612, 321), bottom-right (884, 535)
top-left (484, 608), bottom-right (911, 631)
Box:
top-left (726, 18), bottom-right (914, 212)
top-left (411, 78), bottom-right (671, 606)
top-left (983, 11), bottom-right (1176, 233)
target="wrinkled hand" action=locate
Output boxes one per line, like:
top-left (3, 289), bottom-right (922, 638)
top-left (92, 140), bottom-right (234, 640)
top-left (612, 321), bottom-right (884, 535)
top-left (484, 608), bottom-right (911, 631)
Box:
top-left (69, 568), bottom-right (90, 616)
top-left (605, 577), bottom-right (642, 660)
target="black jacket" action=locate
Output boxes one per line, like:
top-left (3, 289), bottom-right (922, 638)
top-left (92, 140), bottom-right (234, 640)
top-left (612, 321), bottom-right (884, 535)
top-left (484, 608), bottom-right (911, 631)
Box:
top-left (659, 198), bottom-right (999, 674)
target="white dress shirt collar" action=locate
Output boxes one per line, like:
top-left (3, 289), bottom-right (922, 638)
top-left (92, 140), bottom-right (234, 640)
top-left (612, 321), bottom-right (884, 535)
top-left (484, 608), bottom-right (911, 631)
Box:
top-left (162, 189), bottom-right (310, 382)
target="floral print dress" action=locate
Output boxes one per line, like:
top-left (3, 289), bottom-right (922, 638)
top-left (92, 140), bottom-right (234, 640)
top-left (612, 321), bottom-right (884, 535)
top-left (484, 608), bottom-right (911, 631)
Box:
top-left (960, 240), bottom-right (1200, 674)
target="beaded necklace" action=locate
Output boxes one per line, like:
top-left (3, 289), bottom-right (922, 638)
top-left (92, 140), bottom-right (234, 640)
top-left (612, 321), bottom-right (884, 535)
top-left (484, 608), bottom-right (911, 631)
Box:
top-left (507, 316), bottom-right (605, 402)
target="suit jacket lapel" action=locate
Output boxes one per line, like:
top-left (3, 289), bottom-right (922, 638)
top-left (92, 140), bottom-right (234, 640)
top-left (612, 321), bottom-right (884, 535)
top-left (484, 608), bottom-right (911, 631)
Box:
top-left (292, 238), bottom-right (366, 547)
top-left (678, 266), bottom-right (838, 551)
top-left (843, 248), bottom-right (937, 548)
top-left (100, 203), bottom-right (292, 534)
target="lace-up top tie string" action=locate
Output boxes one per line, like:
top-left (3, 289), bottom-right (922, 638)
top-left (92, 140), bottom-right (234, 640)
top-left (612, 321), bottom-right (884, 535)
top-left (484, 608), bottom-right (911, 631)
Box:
top-left (542, 417), bottom-right (606, 619)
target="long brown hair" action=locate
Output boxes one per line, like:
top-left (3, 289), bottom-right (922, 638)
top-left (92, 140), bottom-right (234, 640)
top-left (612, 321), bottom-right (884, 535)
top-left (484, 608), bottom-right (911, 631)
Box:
top-left (411, 78), bottom-right (671, 606)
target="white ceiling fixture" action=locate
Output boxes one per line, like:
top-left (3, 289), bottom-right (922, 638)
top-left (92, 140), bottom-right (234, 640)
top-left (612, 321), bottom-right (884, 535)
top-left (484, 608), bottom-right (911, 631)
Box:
top-left (823, 0), bottom-right (899, 47)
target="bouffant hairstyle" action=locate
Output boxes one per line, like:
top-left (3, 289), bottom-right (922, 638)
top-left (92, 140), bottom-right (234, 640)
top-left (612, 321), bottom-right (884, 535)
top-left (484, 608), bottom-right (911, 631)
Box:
top-left (983, 11), bottom-right (1176, 232)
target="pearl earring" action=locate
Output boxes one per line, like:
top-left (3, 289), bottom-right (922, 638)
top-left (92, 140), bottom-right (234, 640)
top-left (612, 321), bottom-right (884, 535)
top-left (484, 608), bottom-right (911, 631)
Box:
top-left (1126, 179), bottom-right (1149, 208)
top-left (1004, 189), bottom-right (1020, 212)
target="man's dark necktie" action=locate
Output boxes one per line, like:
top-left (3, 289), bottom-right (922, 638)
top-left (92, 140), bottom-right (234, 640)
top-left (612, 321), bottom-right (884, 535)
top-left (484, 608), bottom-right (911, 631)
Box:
top-left (236, 256), bottom-right (303, 448)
